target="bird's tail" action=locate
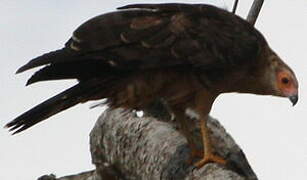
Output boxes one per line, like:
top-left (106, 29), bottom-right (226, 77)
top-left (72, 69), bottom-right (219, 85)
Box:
top-left (5, 79), bottom-right (106, 134)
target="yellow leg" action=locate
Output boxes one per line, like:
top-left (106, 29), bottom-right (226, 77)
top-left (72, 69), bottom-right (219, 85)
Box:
top-left (187, 143), bottom-right (203, 164)
top-left (173, 109), bottom-right (203, 163)
top-left (194, 116), bottom-right (226, 168)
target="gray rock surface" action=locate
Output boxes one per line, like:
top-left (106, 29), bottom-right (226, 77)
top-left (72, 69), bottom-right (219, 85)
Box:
top-left (89, 108), bottom-right (257, 180)
top-left (37, 107), bottom-right (257, 180)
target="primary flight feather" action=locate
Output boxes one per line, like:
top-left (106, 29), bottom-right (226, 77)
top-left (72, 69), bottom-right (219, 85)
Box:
top-left (6, 3), bottom-right (298, 167)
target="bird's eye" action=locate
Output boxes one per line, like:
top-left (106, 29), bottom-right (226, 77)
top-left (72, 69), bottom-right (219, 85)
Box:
top-left (281, 77), bottom-right (289, 84)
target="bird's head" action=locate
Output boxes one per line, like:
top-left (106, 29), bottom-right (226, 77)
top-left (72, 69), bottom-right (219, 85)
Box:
top-left (275, 68), bottom-right (298, 105)
top-left (265, 51), bottom-right (299, 106)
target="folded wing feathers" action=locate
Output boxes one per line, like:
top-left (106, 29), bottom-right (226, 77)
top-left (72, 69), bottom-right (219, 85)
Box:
top-left (16, 48), bottom-right (77, 73)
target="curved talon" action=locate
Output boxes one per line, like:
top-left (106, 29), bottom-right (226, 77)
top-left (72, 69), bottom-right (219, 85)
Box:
top-left (194, 154), bottom-right (226, 168)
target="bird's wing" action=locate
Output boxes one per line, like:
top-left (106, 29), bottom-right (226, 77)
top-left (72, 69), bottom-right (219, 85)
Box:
top-left (7, 4), bottom-right (268, 133)
top-left (17, 3), bottom-right (266, 75)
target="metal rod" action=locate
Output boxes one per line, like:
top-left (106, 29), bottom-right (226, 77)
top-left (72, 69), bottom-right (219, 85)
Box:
top-left (232, 0), bottom-right (239, 14)
top-left (246, 0), bottom-right (265, 26)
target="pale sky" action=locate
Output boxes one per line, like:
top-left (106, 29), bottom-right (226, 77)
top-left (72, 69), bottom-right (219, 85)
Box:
top-left (1, 1), bottom-right (307, 180)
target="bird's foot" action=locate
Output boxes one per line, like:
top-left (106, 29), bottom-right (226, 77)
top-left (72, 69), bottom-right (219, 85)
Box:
top-left (187, 149), bottom-right (203, 164)
top-left (194, 153), bottom-right (226, 168)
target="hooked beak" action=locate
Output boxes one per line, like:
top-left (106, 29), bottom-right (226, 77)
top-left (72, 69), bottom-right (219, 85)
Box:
top-left (289, 94), bottom-right (298, 106)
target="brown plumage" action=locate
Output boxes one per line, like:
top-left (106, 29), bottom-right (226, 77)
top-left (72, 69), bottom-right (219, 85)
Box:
top-left (6, 3), bottom-right (298, 167)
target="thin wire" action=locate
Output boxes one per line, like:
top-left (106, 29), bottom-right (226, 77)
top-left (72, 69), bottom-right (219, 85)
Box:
top-left (232, 0), bottom-right (239, 14)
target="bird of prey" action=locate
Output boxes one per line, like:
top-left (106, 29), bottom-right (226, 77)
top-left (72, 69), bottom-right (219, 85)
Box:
top-left (6, 3), bottom-right (298, 168)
